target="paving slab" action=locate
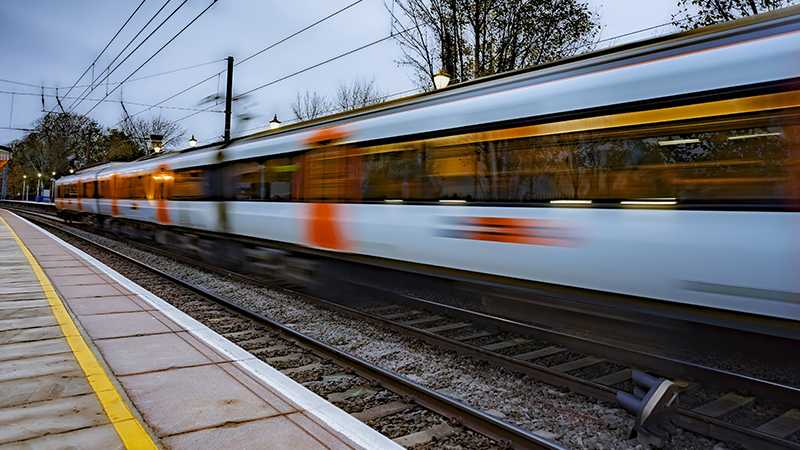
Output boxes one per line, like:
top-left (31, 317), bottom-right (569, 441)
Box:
top-left (0, 370), bottom-right (91, 409)
top-left (0, 299), bottom-right (49, 310)
top-left (0, 423), bottom-right (124, 450)
top-left (49, 273), bottom-right (106, 286)
top-left (0, 306), bottom-right (52, 320)
top-left (162, 414), bottom-right (335, 450)
top-left (65, 295), bottom-right (144, 316)
top-left (120, 364), bottom-right (284, 437)
top-left (0, 394), bottom-right (110, 445)
top-left (0, 337), bottom-right (71, 361)
top-left (95, 333), bottom-right (214, 376)
top-left (77, 311), bottom-right (171, 339)
top-left (0, 352), bottom-right (80, 383)
top-left (0, 326), bottom-right (64, 345)
top-left (0, 315), bottom-right (57, 332)
top-left (57, 283), bottom-right (126, 300)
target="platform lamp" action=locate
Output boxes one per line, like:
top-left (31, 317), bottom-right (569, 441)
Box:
top-left (36, 173), bottom-right (42, 201)
top-left (433, 69), bottom-right (451, 90)
top-left (269, 115), bottom-right (282, 130)
top-left (22, 175), bottom-right (27, 201)
top-left (189, 135), bottom-right (198, 147)
top-left (150, 134), bottom-right (164, 154)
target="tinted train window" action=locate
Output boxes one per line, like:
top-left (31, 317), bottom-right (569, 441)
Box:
top-left (353, 110), bottom-right (798, 205)
top-left (225, 161), bottom-right (262, 200)
top-left (264, 157), bottom-right (297, 201)
top-left (172, 168), bottom-right (208, 200)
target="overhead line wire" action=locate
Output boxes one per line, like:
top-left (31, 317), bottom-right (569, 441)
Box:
top-left (0, 89), bottom-right (224, 113)
top-left (119, 0), bottom-right (365, 125)
top-left (68, 0), bottom-right (182, 112)
top-left (62, 0), bottom-right (148, 101)
top-left (236, 21), bottom-right (425, 99)
top-left (235, 0), bottom-right (365, 67)
top-left (55, 58), bottom-right (225, 90)
top-left (85, 0), bottom-right (219, 116)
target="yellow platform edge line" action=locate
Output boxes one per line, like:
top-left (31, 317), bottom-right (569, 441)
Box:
top-left (0, 216), bottom-right (158, 450)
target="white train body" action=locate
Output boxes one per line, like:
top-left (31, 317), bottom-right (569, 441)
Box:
top-left (56, 9), bottom-right (800, 324)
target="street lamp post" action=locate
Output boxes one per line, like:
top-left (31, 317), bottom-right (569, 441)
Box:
top-left (36, 173), bottom-right (42, 201)
top-left (22, 175), bottom-right (27, 201)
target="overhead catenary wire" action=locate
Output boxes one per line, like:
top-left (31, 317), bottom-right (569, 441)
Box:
top-left (235, 0), bottom-right (365, 67)
top-left (67, 0), bottom-right (185, 112)
top-left (235, 21), bottom-right (426, 100)
top-left (112, 69), bottom-right (223, 127)
top-left (0, 89), bottom-right (223, 114)
top-left (55, 58), bottom-right (225, 90)
top-left (61, 0), bottom-right (148, 102)
top-left (83, 0), bottom-right (219, 116)
top-left (118, 0), bottom-right (365, 125)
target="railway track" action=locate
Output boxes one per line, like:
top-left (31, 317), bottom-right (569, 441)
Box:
top-left (8, 205), bottom-right (800, 450)
top-left (9, 207), bottom-right (561, 450)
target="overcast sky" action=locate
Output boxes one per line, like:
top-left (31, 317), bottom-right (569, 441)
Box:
top-left (0, 0), bottom-right (681, 147)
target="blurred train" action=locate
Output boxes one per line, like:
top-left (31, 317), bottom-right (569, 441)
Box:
top-left (56, 8), bottom-right (800, 332)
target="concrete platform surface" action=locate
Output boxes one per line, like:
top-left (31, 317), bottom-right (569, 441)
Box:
top-left (0, 209), bottom-right (401, 450)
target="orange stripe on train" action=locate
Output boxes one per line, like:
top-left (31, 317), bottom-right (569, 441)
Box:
top-left (439, 216), bottom-right (574, 246)
top-left (307, 203), bottom-right (349, 251)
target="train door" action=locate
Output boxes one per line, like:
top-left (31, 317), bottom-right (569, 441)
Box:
top-left (301, 127), bottom-right (360, 251)
top-left (151, 165), bottom-right (173, 225)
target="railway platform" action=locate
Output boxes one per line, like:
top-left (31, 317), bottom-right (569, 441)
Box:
top-left (0, 210), bottom-right (401, 450)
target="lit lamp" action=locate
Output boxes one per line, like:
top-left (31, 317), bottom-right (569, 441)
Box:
top-left (69, 168), bottom-right (75, 174)
top-left (51, 171), bottom-right (56, 176)
top-left (269, 115), bottom-right (282, 130)
top-left (149, 134), bottom-right (164, 153)
top-left (433, 69), bottom-right (451, 90)
top-left (188, 135), bottom-right (197, 147)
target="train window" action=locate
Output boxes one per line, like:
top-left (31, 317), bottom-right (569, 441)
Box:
top-left (119, 175), bottom-right (146, 200)
top-left (264, 157), bottom-right (298, 201)
top-left (350, 109), bottom-right (798, 206)
top-left (172, 168), bottom-right (208, 200)
top-left (302, 147), bottom-right (361, 202)
top-left (84, 181), bottom-right (96, 199)
top-left (225, 161), bottom-right (262, 201)
top-left (360, 145), bottom-right (425, 201)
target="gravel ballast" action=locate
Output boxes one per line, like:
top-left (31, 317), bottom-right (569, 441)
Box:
top-left (51, 223), bottom-right (726, 450)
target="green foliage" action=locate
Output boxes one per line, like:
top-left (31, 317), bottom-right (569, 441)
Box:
top-left (673, 0), bottom-right (794, 30)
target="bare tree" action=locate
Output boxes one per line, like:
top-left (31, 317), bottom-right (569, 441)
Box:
top-left (389, 0), bottom-right (600, 89)
top-left (673, 0), bottom-right (793, 30)
top-left (119, 115), bottom-right (186, 155)
top-left (335, 78), bottom-right (385, 111)
top-left (292, 79), bottom-right (385, 122)
top-left (291, 90), bottom-right (333, 121)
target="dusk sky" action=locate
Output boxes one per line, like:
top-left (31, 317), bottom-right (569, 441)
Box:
top-left (0, 0), bottom-right (680, 147)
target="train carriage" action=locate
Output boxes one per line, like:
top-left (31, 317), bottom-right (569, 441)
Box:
top-left (56, 8), bottom-right (800, 332)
